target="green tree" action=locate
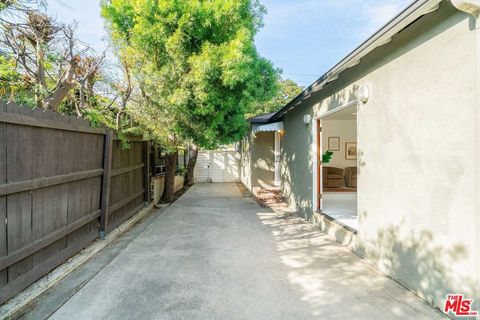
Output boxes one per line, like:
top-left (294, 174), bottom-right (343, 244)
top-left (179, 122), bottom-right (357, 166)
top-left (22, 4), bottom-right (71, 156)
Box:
top-left (0, 0), bottom-right (29, 12)
top-left (0, 10), bottom-right (104, 111)
top-left (0, 3), bottom-right (141, 141)
top-left (0, 55), bottom-right (30, 103)
top-left (248, 78), bottom-right (303, 117)
top-left (102, 0), bottom-right (278, 198)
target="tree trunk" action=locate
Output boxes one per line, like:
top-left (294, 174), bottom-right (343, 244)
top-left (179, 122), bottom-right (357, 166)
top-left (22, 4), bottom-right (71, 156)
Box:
top-left (44, 81), bottom-right (76, 111)
top-left (162, 150), bottom-right (178, 203)
top-left (116, 110), bottom-right (123, 131)
top-left (43, 56), bottom-right (79, 111)
top-left (186, 146), bottom-right (198, 186)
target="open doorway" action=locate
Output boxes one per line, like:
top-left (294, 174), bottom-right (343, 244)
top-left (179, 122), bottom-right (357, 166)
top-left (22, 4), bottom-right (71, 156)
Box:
top-left (315, 105), bottom-right (358, 230)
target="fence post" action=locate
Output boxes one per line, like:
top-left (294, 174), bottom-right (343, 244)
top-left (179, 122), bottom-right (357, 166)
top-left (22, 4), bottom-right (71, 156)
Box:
top-left (143, 140), bottom-right (151, 206)
top-left (99, 130), bottom-right (113, 239)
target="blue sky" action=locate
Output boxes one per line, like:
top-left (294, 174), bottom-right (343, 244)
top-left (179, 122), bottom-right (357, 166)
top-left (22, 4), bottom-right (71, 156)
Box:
top-left (44, 0), bottom-right (412, 87)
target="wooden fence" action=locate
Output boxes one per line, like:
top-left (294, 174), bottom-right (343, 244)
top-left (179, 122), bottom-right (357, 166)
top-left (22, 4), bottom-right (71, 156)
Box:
top-left (106, 137), bottom-right (150, 232)
top-left (0, 102), bottom-right (151, 304)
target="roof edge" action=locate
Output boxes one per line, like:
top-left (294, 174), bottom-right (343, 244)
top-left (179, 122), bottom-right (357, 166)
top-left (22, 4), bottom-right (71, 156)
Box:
top-left (270, 0), bottom-right (442, 122)
top-left (247, 112), bottom-right (277, 123)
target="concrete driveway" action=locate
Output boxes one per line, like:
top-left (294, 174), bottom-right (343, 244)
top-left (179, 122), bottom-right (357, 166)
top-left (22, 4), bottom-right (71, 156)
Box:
top-left (42, 183), bottom-right (444, 320)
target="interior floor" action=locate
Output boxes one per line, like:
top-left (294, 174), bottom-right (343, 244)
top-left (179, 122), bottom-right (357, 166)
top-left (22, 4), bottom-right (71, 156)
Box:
top-left (322, 192), bottom-right (357, 230)
top-left (323, 187), bottom-right (357, 193)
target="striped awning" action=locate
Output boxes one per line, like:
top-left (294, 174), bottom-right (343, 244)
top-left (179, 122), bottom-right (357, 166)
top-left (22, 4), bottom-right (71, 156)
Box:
top-left (253, 122), bottom-right (283, 133)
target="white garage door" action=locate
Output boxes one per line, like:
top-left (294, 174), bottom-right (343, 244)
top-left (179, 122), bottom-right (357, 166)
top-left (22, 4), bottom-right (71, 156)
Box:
top-left (194, 150), bottom-right (240, 183)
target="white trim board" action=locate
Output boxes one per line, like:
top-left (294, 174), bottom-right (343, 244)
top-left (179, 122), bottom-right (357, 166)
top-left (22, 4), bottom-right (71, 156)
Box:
top-left (317, 100), bottom-right (358, 119)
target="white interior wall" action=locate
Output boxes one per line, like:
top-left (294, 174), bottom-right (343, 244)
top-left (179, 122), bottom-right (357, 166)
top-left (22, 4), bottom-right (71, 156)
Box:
top-left (321, 120), bottom-right (357, 169)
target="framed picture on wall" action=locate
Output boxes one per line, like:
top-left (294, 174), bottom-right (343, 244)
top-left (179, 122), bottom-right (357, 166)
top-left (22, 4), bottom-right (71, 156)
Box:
top-left (328, 137), bottom-right (340, 151)
top-left (345, 142), bottom-right (357, 160)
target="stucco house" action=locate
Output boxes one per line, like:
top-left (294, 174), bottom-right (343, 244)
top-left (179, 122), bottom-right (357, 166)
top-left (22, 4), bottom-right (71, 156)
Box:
top-left (240, 0), bottom-right (480, 313)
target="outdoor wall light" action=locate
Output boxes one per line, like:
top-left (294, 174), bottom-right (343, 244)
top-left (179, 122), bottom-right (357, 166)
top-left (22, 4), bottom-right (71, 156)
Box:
top-left (356, 85), bottom-right (370, 103)
top-left (451, 0), bottom-right (480, 16)
top-left (303, 114), bottom-right (311, 125)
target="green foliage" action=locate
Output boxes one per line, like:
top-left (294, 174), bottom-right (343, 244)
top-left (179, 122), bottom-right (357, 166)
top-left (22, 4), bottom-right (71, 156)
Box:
top-left (0, 56), bottom-right (19, 84)
top-left (102, 0), bottom-right (278, 150)
top-left (0, 4), bottom-right (146, 149)
top-left (248, 78), bottom-right (303, 117)
top-left (322, 150), bottom-right (334, 164)
top-left (0, 0), bottom-right (19, 12)
top-left (0, 55), bottom-right (35, 105)
top-left (176, 166), bottom-right (187, 176)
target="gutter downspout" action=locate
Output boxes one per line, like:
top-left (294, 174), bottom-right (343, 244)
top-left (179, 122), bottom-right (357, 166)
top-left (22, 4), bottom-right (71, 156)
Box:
top-left (451, 0), bottom-right (480, 307)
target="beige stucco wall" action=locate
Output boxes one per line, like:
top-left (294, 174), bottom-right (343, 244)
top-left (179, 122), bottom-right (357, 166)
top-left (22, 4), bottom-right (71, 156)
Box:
top-left (240, 129), bottom-right (275, 193)
top-left (152, 176), bottom-right (165, 204)
top-left (151, 175), bottom-right (184, 203)
top-left (174, 175), bottom-right (185, 193)
top-left (240, 136), bottom-right (252, 191)
top-left (280, 1), bottom-right (479, 310)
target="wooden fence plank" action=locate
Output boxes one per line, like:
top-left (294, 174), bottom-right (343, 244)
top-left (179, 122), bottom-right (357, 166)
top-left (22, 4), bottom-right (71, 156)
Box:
top-left (0, 102), bottom-right (149, 301)
top-left (6, 120), bottom-right (34, 282)
top-left (0, 169), bottom-right (104, 197)
top-left (43, 126), bottom-right (58, 178)
top-left (99, 130), bottom-right (113, 235)
top-left (66, 182), bottom-right (77, 250)
top-left (0, 101), bottom-right (6, 286)
top-left (30, 126), bottom-right (46, 273)
top-left (31, 190), bottom-right (44, 246)
top-left (19, 105), bottom-right (33, 117)
top-left (31, 127), bottom-right (45, 180)
top-left (82, 179), bottom-right (91, 236)
top-left (107, 139), bottom-right (150, 229)
top-left (144, 141), bottom-right (151, 203)
top-left (0, 111), bottom-right (105, 135)
top-left (31, 107), bottom-right (43, 118)
top-left (108, 189), bottom-right (145, 214)
top-left (7, 192), bottom-right (33, 282)
top-left (43, 188), bottom-right (56, 236)
top-left (34, 126), bottom-right (62, 277)
top-left (6, 102), bottom-right (20, 114)
top-left (0, 230), bottom-right (97, 305)
top-left (6, 124), bottom-right (33, 184)
top-left (113, 135), bottom-right (144, 142)
top-left (41, 109), bottom-right (54, 120)
top-left (111, 163), bottom-right (144, 178)
top-left (34, 187), bottom-right (58, 268)
top-left (0, 209), bottom-right (100, 270)
top-left (0, 197), bottom-right (6, 287)
top-left (59, 184), bottom-right (69, 231)
top-left (108, 203), bottom-right (144, 232)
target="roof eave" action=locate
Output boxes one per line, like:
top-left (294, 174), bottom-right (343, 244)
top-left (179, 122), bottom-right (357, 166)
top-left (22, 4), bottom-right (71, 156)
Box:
top-left (270, 0), bottom-right (442, 122)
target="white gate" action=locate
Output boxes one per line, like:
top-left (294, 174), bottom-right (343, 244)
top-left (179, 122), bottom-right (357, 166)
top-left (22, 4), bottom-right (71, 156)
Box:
top-left (194, 150), bottom-right (240, 183)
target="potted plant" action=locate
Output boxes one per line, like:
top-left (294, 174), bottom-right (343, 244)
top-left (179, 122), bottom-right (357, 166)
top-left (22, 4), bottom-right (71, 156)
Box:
top-left (322, 150), bottom-right (333, 164)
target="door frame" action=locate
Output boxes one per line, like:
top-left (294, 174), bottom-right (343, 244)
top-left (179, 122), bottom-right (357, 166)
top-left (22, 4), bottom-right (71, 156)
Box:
top-left (315, 119), bottom-right (323, 211)
top-left (274, 131), bottom-right (281, 187)
top-left (312, 100), bottom-right (359, 213)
